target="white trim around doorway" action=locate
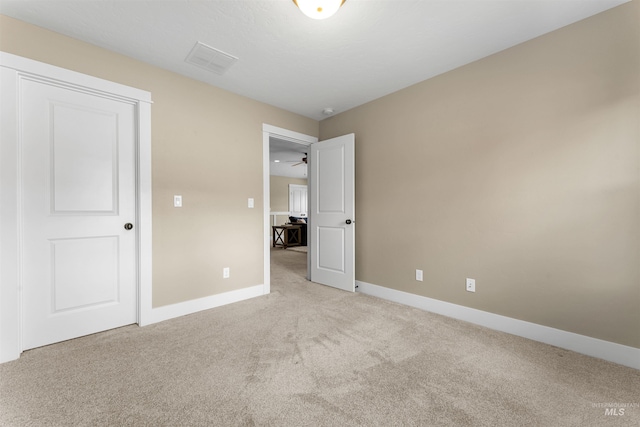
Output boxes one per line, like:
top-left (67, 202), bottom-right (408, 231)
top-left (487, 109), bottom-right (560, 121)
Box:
top-left (262, 124), bottom-right (317, 294)
top-left (0, 52), bottom-right (153, 363)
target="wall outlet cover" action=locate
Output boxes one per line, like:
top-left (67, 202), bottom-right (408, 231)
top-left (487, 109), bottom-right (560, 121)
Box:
top-left (466, 278), bottom-right (476, 292)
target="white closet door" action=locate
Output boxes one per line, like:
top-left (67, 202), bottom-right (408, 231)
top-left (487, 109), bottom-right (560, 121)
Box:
top-left (21, 79), bottom-right (137, 350)
top-left (289, 184), bottom-right (308, 217)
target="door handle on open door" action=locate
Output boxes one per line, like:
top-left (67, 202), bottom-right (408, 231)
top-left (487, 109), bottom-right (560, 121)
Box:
top-left (345, 219), bottom-right (352, 225)
top-left (124, 223), bottom-right (133, 230)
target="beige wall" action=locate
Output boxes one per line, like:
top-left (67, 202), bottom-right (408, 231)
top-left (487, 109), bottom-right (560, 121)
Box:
top-left (3, 3), bottom-right (638, 348)
top-left (270, 176), bottom-right (308, 226)
top-left (320, 2), bottom-right (640, 348)
top-left (0, 15), bottom-right (319, 308)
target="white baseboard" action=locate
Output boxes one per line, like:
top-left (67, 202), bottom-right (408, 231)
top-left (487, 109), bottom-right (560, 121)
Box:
top-left (141, 284), bottom-right (266, 326)
top-left (356, 280), bottom-right (639, 370)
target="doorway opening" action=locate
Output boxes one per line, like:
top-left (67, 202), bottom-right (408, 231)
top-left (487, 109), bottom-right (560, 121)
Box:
top-left (262, 125), bottom-right (317, 294)
top-left (262, 125), bottom-right (356, 294)
top-left (270, 140), bottom-right (309, 280)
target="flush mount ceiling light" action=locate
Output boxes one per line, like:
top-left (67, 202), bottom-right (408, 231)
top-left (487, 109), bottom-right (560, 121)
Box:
top-left (293, 0), bottom-right (346, 20)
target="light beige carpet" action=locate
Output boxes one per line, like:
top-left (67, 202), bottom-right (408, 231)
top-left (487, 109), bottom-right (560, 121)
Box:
top-left (281, 245), bottom-right (307, 253)
top-left (0, 248), bottom-right (638, 426)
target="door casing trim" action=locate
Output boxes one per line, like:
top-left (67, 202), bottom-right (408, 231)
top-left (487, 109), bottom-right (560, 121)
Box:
top-left (0, 52), bottom-right (152, 363)
top-left (262, 124), bottom-right (317, 293)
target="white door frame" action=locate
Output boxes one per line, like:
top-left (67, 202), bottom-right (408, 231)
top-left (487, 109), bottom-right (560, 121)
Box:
top-left (262, 124), bottom-right (317, 293)
top-left (0, 52), bottom-right (152, 363)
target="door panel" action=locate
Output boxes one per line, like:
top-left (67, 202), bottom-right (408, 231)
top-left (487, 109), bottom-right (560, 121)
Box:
top-left (309, 134), bottom-right (355, 292)
top-left (318, 145), bottom-right (345, 212)
top-left (51, 103), bottom-right (118, 213)
top-left (22, 79), bottom-right (137, 350)
top-left (51, 236), bottom-right (119, 312)
top-left (318, 227), bottom-right (345, 272)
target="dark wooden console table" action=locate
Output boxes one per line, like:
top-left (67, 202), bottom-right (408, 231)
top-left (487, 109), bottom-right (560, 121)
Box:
top-left (272, 225), bottom-right (302, 249)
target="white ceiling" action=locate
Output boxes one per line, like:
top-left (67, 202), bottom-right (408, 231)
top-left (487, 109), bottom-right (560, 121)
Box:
top-left (4, 0), bottom-right (625, 180)
top-left (270, 137), bottom-right (309, 179)
top-left (0, 0), bottom-right (627, 122)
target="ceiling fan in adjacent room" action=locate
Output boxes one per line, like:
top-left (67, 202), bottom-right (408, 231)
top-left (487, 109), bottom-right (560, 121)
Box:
top-left (288, 153), bottom-right (307, 167)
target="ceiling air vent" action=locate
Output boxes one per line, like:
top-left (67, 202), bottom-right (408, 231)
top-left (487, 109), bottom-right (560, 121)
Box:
top-left (185, 42), bottom-right (238, 75)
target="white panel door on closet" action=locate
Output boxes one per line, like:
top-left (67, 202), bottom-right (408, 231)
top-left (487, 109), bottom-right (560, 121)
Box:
top-left (309, 133), bottom-right (355, 292)
top-left (21, 79), bottom-right (137, 350)
top-left (289, 184), bottom-right (308, 217)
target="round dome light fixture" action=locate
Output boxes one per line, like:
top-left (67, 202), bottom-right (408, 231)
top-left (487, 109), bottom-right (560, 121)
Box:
top-left (293, 0), bottom-right (346, 20)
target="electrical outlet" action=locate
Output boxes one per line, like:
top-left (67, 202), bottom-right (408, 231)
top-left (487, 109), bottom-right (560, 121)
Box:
top-left (223, 267), bottom-right (230, 279)
top-left (466, 278), bottom-right (475, 292)
top-left (416, 269), bottom-right (423, 281)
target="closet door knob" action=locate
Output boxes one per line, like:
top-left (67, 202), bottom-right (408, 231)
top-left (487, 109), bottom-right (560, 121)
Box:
top-left (124, 223), bottom-right (133, 230)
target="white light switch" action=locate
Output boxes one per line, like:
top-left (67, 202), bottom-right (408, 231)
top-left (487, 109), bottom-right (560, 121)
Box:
top-left (248, 198), bottom-right (254, 208)
top-left (174, 195), bottom-right (182, 208)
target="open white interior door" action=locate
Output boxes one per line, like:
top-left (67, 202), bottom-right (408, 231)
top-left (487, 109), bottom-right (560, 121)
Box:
top-left (309, 134), bottom-right (355, 292)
